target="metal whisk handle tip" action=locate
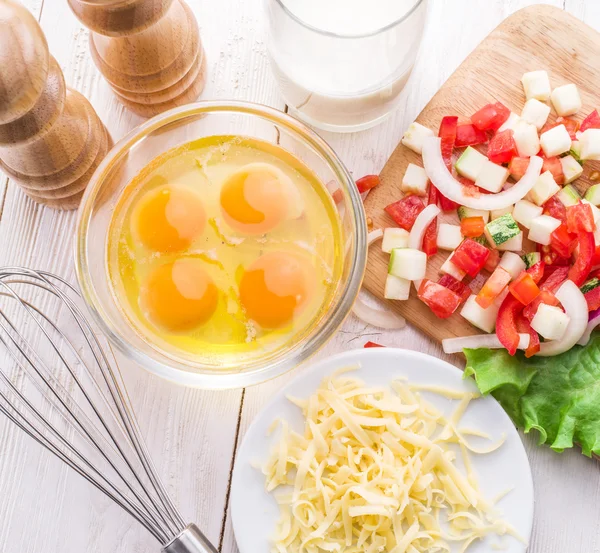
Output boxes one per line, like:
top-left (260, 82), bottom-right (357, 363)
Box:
top-left (162, 524), bottom-right (219, 553)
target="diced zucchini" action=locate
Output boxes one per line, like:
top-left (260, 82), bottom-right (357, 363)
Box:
top-left (570, 140), bottom-right (582, 160)
top-left (498, 251), bottom-right (527, 280)
top-left (440, 253), bottom-right (466, 281)
top-left (458, 206), bottom-right (490, 222)
top-left (498, 112), bottom-right (521, 133)
top-left (384, 274), bottom-right (411, 300)
top-left (521, 70), bottom-right (551, 101)
top-left (540, 124), bottom-right (572, 157)
top-left (484, 213), bottom-right (520, 247)
top-left (460, 294), bottom-right (499, 333)
top-left (472, 234), bottom-right (489, 246)
top-left (401, 122), bottom-right (435, 155)
top-left (513, 199), bottom-right (543, 229)
top-left (513, 120), bottom-right (540, 157)
top-left (388, 248), bottom-right (427, 281)
top-left (401, 163), bottom-right (429, 196)
top-left (455, 147), bottom-right (488, 181)
top-left (582, 199), bottom-right (600, 225)
top-left (521, 98), bottom-right (551, 130)
top-left (491, 205), bottom-right (514, 220)
top-left (560, 155), bottom-right (583, 184)
top-left (475, 160), bottom-right (510, 193)
top-left (556, 184), bottom-right (581, 207)
top-left (528, 170), bottom-right (560, 206)
top-left (550, 83), bottom-right (582, 117)
top-left (496, 232), bottom-right (523, 251)
top-left (522, 252), bottom-right (542, 270)
top-left (382, 228), bottom-right (410, 253)
top-left (436, 223), bottom-right (463, 251)
top-left (579, 129), bottom-right (600, 161)
top-left (581, 277), bottom-right (600, 295)
top-left (585, 183), bottom-right (600, 206)
top-left (528, 214), bottom-right (561, 246)
top-left (531, 304), bottom-right (571, 340)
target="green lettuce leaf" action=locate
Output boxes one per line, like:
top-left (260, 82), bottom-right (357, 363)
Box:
top-left (464, 333), bottom-right (600, 457)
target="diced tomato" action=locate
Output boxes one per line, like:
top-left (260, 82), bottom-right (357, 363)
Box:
top-left (476, 267), bottom-right (512, 308)
top-left (488, 129), bottom-right (517, 164)
top-left (585, 287), bottom-right (600, 312)
top-left (438, 190), bottom-right (461, 211)
top-left (418, 280), bottom-right (463, 319)
top-left (484, 249), bottom-right (500, 272)
top-left (509, 272), bottom-right (540, 305)
top-left (364, 341), bottom-right (385, 348)
top-left (538, 244), bottom-right (570, 266)
top-left (543, 195), bottom-right (567, 223)
top-left (541, 155), bottom-right (565, 185)
top-left (581, 109), bottom-right (600, 132)
top-left (550, 223), bottom-right (577, 258)
top-left (428, 184), bottom-right (439, 205)
top-left (593, 245), bottom-right (600, 266)
top-left (496, 294), bottom-right (524, 355)
top-left (526, 261), bottom-right (545, 283)
top-left (541, 117), bottom-right (579, 140)
top-left (460, 216), bottom-right (485, 238)
top-left (423, 183), bottom-right (438, 256)
top-left (508, 157), bottom-right (530, 180)
top-left (438, 274), bottom-right (471, 303)
top-left (540, 265), bottom-right (570, 292)
top-left (516, 313), bottom-right (540, 358)
top-left (452, 239), bottom-right (491, 277)
top-left (458, 176), bottom-right (483, 198)
top-left (523, 290), bottom-right (560, 322)
top-left (455, 124), bottom-right (488, 147)
top-left (384, 195), bottom-right (425, 230)
top-left (569, 231), bottom-right (595, 286)
top-left (439, 116), bottom-right (458, 169)
top-left (356, 175), bottom-right (380, 193)
top-left (331, 188), bottom-right (343, 204)
top-left (471, 102), bottom-right (510, 132)
top-left (567, 202), bottom-right (596, 233)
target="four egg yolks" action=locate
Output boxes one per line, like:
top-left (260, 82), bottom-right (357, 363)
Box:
top-left (141, 258), bottom-right (218, 332)
top-left (239, 251), bottom-right (315, 329)
top-left (132, 185), bottom-right (206, 253)
top-left (220, 163), bottom-right (291, 235)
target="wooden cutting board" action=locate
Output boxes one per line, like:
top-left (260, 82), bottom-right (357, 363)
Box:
top-left (363, 4), bottom-right (600, 343)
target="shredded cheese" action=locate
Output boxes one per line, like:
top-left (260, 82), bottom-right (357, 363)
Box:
top-left (261, 369), bottom-right (524, 553)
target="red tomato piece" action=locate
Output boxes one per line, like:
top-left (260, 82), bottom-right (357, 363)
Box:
top-left (428, 184), bottom-right (439, 205)
top-left (487, 129), bottom-right (518, 164)
top-left (592, 245), bottom-right (600, 266)
top-left (543, 195), bottom-right (567, 223)
top-left (460, 216), bottom-right (485, 238)
top-left (476, 267), bottom-right (512, 308)
top-left (550, 223), bottom-right (577, 258)
top-left (566, 202), bottom-right (596, 233)
top-left (418, 280), bottom-right (463, 318)
top-left (508, 157), bottom-right (530, 181)
top-left (516, 313), bottom-right (540, 358)
top-left (569, 231), bottom-right (595, 286)
top-left (438, 274), bottom-right (471, 303)
top-left (509, 272), bottom-right (541, 305)
top-left (523, 290), bottom-right (560, 322)
top-left (471, 102), bottom-right (510, 132)
top-left (356, 175), bottom-right (380, 193)
top-left (455, 124), bottom-right (488, 147)
top-left (541, 155), bottom-right (565, 185)
top-left (452, 239), bottom-right (491, 277)
top-left (364, 341), bottom-right (385, 348)
top-left (581, 109), bottom-right (600, 132)
top-left (496, 294), bottom-right (524, 355)
top-left (438, 190), bottom-right (461, 211)
top-left (384, 195), bottom-right (425, 230)
top-left (540, 265), bottom-right (570, 292)
top-left (439, 116), bottom-right (458, 169)
top-left (585, 287), bottom-right (600, 312)
top-left (526, 261), bottom-right (545, 284)
top-left (541, 117), bottom-right (579, 140)
top-left (538, 244), bottom-right (570, 266)
top-left (484, 248), bottom-right (500, 272)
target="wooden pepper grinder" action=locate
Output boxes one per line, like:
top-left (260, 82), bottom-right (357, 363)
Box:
top-left (68, 0), bottom-right (207, 118)
top-left (0, 0), bottom-right (111, 210)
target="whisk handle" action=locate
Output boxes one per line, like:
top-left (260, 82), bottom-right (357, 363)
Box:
top-left (162, 524), bottom-right (218, 553)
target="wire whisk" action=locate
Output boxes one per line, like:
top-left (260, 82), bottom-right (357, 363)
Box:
top-left (0, 267), bottom-right (218, 553)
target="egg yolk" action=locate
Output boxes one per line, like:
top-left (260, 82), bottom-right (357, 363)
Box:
top-left (239, 251), bottom-right (314, 328)
top-left (132, 185), bottom-right (206, 253)
top-left (220, 162), bottom-right (295, 235)
top-left (140, 258), bottom-right (218, 332)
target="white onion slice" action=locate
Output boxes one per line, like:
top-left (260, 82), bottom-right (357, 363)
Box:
top-left (409, 204), bottom-right (440, 250)
top-left (352, 295), bottom-right (406, 329)
top-left (367, 228), bottom-right (383, 246)
top-left (537, 280), bottom-right (588, 356)
top-left (577, 317), bottom-right (600, 346)
top-left (442, 333), bottom-right (530, 354)
top-left (422, 137), bottom-right (543, 210)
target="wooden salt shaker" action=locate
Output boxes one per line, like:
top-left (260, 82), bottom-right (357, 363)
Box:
top-left (0, 0), bottom-right (111, 210)
top-left (68, 0), bottom-right (207, 118)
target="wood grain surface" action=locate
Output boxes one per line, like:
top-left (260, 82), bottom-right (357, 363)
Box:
top-left (364, 4), bottom-right (600, 343)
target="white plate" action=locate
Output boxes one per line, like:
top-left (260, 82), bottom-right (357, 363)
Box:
top-left (231, 348), bottom-right (534, 553)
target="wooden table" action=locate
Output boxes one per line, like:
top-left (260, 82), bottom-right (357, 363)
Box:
top-left (1, 1), bottom-right (599, 552)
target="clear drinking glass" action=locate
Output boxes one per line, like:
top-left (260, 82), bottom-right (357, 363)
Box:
top-left (265, 0), bottom-right (428, 132)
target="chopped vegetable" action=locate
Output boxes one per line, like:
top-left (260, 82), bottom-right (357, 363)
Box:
top-left (541, 117), bottom-right (579, 141)
top-left (513, 199), bottom-right (543, 229)
top-left (583, 282), bottom-right (600, 312)
top-left (542, 194), bottom-right (567, 222)
top-left (581, 277), bottom-right (600, 295)
top-left (443, 332), bottom-right (530, 354)
top-left (550, 83), bottom-right (582, 116)
top-left (523, 289), bottom-right (560, 321)
top-left (452, 238), bottom-right (491, 277)
top-left (384, 273), bottom-right (411, 300)
top-left (584, 183), bottom-right (600, 206)
top-left (580, 109), bottom-right (600, 132)
top-left (580, 128), bottom-right (600, 161)
top-left (401, 163), bottom-right (429, 196)
top-left (487, 129), bottom-right (518, 164)
top-left (477, 267), bottom-right (512, 308)
top-left (355, 175), bottom-right (380, 193)
top-left (363, 341), bottom-right (384, 348)
top-left (549, 223), bottom-right (576, 258)
top-left (388, 248), bottom-right (427, 281)
top-left (437, 190), bottom-right (461, 211)
top-left (556, 184), bottom-right (581, 207)
top-left (455, 146), bottom-right (487, 181)
top-left (508, 157), bottom-right (529, 180)
top-left (409, 204), bottom-right (440, 250)
top-left (460, 216), bottom-right (485, 238)
top-left (438, 274), bottom-right (470, 302)
top-left (475, 159), bottom-right (510, 193)
top-left (499, 251), bottom-right (527, 279)
top-left (521, 98), bottom-right (550, 130)
top-left (528, 170), bottom-right (560, 206)
top-left (509, 271), bottom-right (540, 305)
top-left (497, 232), bottom-right (523, 252)
top-left (417, 280), bottom-right (462, 318)
top-left (381, 228), bottom-right (409, 253)
top-left (568, 231), bottom-right (595, 286)
top-left (541, 155), bottom-right (565, 185)
top-left (526, 260), bottom-right (545, 283)
top-left (521, 252), bottom-right (541, 270)
top-left (484, 213), bottom-right (520, 247)
top-left (483, 248), bottom-right (501, 272)
top-left (471, 102), bottom-right (510, 132)
top-left (460, 294), bottom-right (499, 333)
top-left (521, 70), bottom-right (551, 101)
top-left (352, 296), bottom-right (406, 329)
top-left (458, 206), bottom-right (490, 222)
top-left (439, 115), bottom-right (458, 169)
top-left (566, 202), bottom-right (596, 233)
top-left (516, 312), bottom-right (540, 357)
top-left (490, 205), bottom-right (514, 220)
top-left (455, 124), bottom-right (488, 147)
top-left (513, 120), bottom-right (540, 157)
top-left (440, 253), bottom-right (467, 281)
top-left (436, 223), bottom-right (463, 251)
top-left (384, 195), bottom-right (424, 230)
top-left (529, 214), bottom-right (561, 245)
top-left (499, 112), bottom-right (521, 132)
top-left (540, 124), bottom-right (572, 157)
top-left (496, 294), bottom-right (526, 355)
top-left (540, 265), bottom-right (570, 292)
top-left (401, 122), bottom-right (435, 154)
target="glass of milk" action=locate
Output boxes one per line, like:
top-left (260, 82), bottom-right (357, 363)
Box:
top-left (265, 0), bottom-right (428, 132)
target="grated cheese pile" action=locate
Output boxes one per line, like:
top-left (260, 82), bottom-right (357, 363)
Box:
top-left (261, 369), bottom-right (523, 553)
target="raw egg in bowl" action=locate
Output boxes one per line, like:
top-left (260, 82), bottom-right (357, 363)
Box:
top-left (75, 102), bottom-right (366, 389)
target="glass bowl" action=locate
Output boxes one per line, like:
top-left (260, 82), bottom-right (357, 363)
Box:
top-left (75, 101), bottom-right (367, 389)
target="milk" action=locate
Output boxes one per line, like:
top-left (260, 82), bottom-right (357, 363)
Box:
top-left (267, 0), bottom-right (428, 131)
